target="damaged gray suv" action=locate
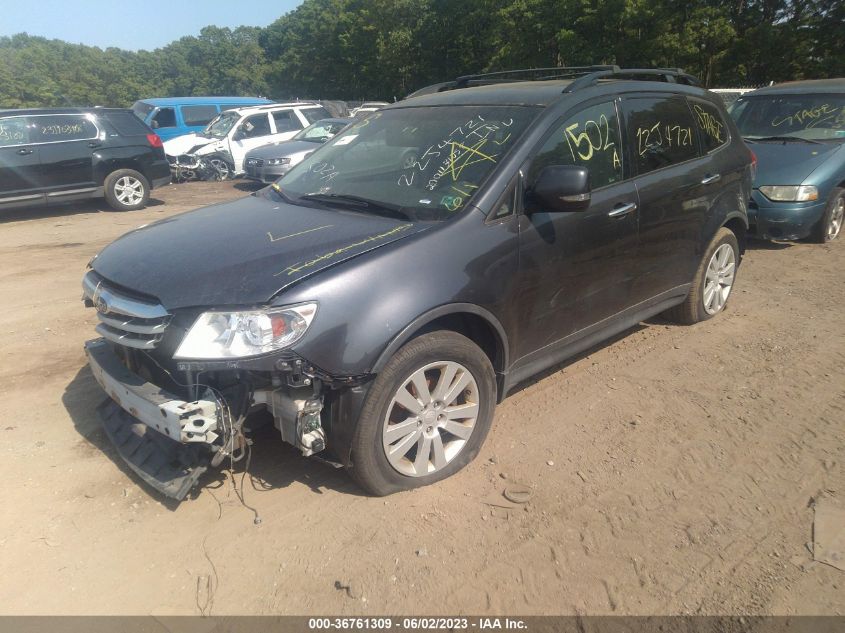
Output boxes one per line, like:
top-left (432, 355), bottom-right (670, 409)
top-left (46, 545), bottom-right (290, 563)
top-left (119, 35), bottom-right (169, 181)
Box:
top-left (82, 67), bottom-right (753, 499)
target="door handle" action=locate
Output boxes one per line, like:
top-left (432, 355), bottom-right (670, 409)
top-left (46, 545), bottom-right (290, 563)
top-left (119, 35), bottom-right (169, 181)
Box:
top-left (607, 202), bottom-right (637, 218)
top-left (701, 174), bottom-right (721, 185)
top-left (87, 142), bottom-right (101, 148)
top-left (16, 148), bottom-right (33, 155)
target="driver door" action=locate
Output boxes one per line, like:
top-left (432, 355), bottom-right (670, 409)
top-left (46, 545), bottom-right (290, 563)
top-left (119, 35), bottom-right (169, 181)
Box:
top-left (514, 99), bottom-right (640, 361)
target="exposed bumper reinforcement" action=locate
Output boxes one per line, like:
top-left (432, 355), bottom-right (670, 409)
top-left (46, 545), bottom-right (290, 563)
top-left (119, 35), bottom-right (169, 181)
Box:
top-left (85, 338), bottom-right (218, 500)
top-left (97, 399), bottom-right (210, 500)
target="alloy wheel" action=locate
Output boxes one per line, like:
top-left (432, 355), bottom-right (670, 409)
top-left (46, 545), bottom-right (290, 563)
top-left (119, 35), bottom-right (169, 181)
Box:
top-left (703, 243), bottom-right (736, 315)
top-left (382, 361), bottom-right (479, 477)
top-left (827, 197), bottom-right (844, 241)
top-left (114, 176), bottom-right (144, 206)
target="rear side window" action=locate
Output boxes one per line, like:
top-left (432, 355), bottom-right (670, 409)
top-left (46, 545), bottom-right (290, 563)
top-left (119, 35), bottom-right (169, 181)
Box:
top-left (622, 97), bottom-right (699, 174)
top-left (151, 107), bottom-right (176, 129)
top-left (100, 111), bottom-right (151, 136)
top-left (31, 115), bottom-right (98, 142)
top-left (273, 110), bottom-right (302, 133)
top-left (301, 107), bottom-right (331, 124)
top-left (240, 113), bottom-right (271, 138)
top-left (0, 117), bottom-right (31, 146)
top-left (690, 99), bottom-right (728, 152)
top-left (181, 105), bottom-right (218, 127)
top-left (530, 100), bottom-right (623, 190)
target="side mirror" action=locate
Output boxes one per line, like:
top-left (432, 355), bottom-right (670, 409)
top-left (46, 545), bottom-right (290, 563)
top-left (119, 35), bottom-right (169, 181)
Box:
top-left (150, 120), bottom-right (160, 129)
top-left (232, 130), bottom-right (244, 141)
top-left (529, 165), bottom-right (591, 212)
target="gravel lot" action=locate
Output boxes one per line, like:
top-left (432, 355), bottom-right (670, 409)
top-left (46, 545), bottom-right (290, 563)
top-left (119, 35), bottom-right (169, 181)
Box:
top-left (0, 181), bottom-right (842, 615)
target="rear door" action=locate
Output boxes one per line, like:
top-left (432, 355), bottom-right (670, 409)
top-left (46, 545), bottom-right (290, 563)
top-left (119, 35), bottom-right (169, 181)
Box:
top-left (32, 113), bottom-right (100, 193)
top-left (620, 95), bottom-right (712, 302)
top-left (515, 99), bottom-right (640, 357)
top-left (0, 115), bottom-right (41, 203)
top-left (229, 112), bottom-right (273, 171)
top-left (271, 109), bottom-right (304, 142)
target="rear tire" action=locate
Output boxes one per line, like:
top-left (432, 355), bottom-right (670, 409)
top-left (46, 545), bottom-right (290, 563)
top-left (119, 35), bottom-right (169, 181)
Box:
top-left (349, 331), bottom-right (496, 496)
top-left (664, 227), bottom-right (739, 324)
top-left (104, 169), bottom-right (150, 211)
top-left (810, 187), bottom-right (844, 243)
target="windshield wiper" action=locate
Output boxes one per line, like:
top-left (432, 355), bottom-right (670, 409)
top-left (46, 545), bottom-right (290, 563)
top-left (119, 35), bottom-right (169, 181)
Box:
top-left (745, 135), bottom-right (823, 145)
top-left (300, 193), bottom-right (412, 220)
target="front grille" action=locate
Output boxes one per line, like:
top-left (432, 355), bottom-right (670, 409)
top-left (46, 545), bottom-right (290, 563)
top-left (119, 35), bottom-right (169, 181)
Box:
top-left (82, 271), bottom-right (171, 349)
top-left (246, 158), bottom-right (264, 167)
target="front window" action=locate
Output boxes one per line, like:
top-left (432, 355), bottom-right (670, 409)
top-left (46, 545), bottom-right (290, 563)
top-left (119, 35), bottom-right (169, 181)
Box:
top-left (730, 94), bottom-right (845, 141)
top-left (204, 111), bottom-right (240, 138)
top-left (277, 105), bottom-right (539, 221)
top-left (293, 119), bottom-right (348, 142)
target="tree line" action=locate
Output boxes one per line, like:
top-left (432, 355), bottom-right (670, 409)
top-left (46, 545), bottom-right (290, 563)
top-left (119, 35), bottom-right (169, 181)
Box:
top-left (1, 0), bottom-right (842, 109)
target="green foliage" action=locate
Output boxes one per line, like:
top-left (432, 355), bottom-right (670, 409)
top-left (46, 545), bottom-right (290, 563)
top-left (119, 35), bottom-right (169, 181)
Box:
top-left (1, 0), bottom-right (842, 109)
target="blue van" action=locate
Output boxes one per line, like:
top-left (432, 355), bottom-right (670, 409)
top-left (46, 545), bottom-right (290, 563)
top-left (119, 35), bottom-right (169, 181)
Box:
top-left (131, 97), bottom-right (274, 141)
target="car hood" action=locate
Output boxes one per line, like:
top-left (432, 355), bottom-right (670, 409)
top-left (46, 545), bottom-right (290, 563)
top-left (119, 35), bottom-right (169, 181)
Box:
top-left (90, 193), bottom-right (427, 309)
top-left (163, 133), bottom-right (218, 156)
top-left (247, 140), bottom-right (320, 159)
top-left (750, 140), bottom-right (842, 186)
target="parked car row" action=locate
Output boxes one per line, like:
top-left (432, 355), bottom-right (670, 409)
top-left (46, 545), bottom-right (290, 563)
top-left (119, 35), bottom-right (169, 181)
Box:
top-left (1, 70), bottom-right (842, 501)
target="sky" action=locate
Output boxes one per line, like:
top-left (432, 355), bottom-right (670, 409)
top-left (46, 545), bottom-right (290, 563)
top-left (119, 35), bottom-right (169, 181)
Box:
top-left (0, 0), bottom-right (305, 50)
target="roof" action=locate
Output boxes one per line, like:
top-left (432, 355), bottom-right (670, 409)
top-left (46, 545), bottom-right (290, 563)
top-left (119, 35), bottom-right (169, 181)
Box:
top-left (401, 80), bottom-right (577, 107)
top-left (134, 96), bottom-right (273, 106)
top-left (746, 79), bottom-right (845, 96)
top-left (398, 78), bottom-right (711, 109)
top-left (222, 102), bottom-right (325, 116)
top-left (0, 107), bottom-right (132, 116)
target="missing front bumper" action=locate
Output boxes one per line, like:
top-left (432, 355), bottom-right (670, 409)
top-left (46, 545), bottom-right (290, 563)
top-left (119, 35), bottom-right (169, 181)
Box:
top-left (85, 338), bottom-right (219, 500)
top-left (97, 399), bottom-right (210, 500)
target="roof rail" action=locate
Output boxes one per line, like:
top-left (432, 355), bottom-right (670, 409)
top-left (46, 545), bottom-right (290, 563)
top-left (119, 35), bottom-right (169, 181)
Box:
top-left (563, 68), bottom-right (701, 92)
top-left (454, 66), bottom-right (620, 89)
top-left (405, 66), bottom-right (702, 100)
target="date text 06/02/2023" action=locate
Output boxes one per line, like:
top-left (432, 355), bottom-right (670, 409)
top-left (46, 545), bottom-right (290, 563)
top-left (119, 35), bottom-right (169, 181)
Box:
top-left (307, 617), bottom-right (528, 630)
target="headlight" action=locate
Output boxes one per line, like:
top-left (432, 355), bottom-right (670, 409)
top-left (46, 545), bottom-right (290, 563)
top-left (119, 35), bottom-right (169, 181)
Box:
top-left (267, 157), bottom-right (291, 166)
top-left (759, 185), bottom-right (819, 202)
top-left (174, 303), bottom-right (317, 359)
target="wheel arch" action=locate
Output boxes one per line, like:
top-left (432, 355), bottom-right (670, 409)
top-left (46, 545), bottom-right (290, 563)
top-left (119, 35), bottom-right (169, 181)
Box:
top-left (371, 303), bottom-right (509, 392)
top-left (722, 213), bottom-right (748, 255)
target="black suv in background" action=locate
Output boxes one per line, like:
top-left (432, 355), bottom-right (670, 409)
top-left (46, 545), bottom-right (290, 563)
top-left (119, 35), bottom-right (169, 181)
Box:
top-left (0, 108), bottom-right (170, 211)
top-left (81, 67), bottom-right (753, 499)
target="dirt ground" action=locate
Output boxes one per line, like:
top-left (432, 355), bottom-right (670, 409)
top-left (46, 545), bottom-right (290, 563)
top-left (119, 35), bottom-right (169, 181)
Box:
top-left (0, 181), bottom-right (842, 616)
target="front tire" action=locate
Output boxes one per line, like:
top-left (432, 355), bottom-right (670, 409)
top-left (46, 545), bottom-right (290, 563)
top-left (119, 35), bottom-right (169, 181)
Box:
top-left (664, 227), bottom-right (739, 324)
top-left (104, 169), bottom-right (150, 211)
top-left (810, 187), bottom-right (844, 243)
top-left (349, 331), bottom-right (496, 496)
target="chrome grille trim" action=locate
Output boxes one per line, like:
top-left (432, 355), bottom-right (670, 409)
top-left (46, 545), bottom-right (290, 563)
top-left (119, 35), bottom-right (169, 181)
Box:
top-left (83, 270), bottom-right (170, 349)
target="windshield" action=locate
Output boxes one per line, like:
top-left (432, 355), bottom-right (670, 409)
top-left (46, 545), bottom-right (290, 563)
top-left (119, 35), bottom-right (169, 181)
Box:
top-left (204, 111), bottom-right (240, 138)
top-left (294, 119), bottom-right (349, 142)
top-left (277, 105), bottom-right (538, 221)
top-left (730, 94), bottom-right (845, 141)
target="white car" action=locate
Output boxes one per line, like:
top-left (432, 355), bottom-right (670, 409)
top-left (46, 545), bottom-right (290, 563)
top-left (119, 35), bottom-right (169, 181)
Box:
top-left (349, 101), bottom-right (390, 117)
top-left (163, 103), bottom-right (331, 174)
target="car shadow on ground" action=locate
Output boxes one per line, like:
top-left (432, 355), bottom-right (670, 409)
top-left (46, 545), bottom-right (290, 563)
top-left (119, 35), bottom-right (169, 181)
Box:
top-left (745, 238), bottom-right (792, 251)
top-left (0, 197), bottom-right (165, 225)
top-left (506, 324), bottom-right (648, 398)
top-left (232, 180), bottom-right (266, 193)
top-left (61, 365), bottom-right (361, 511)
